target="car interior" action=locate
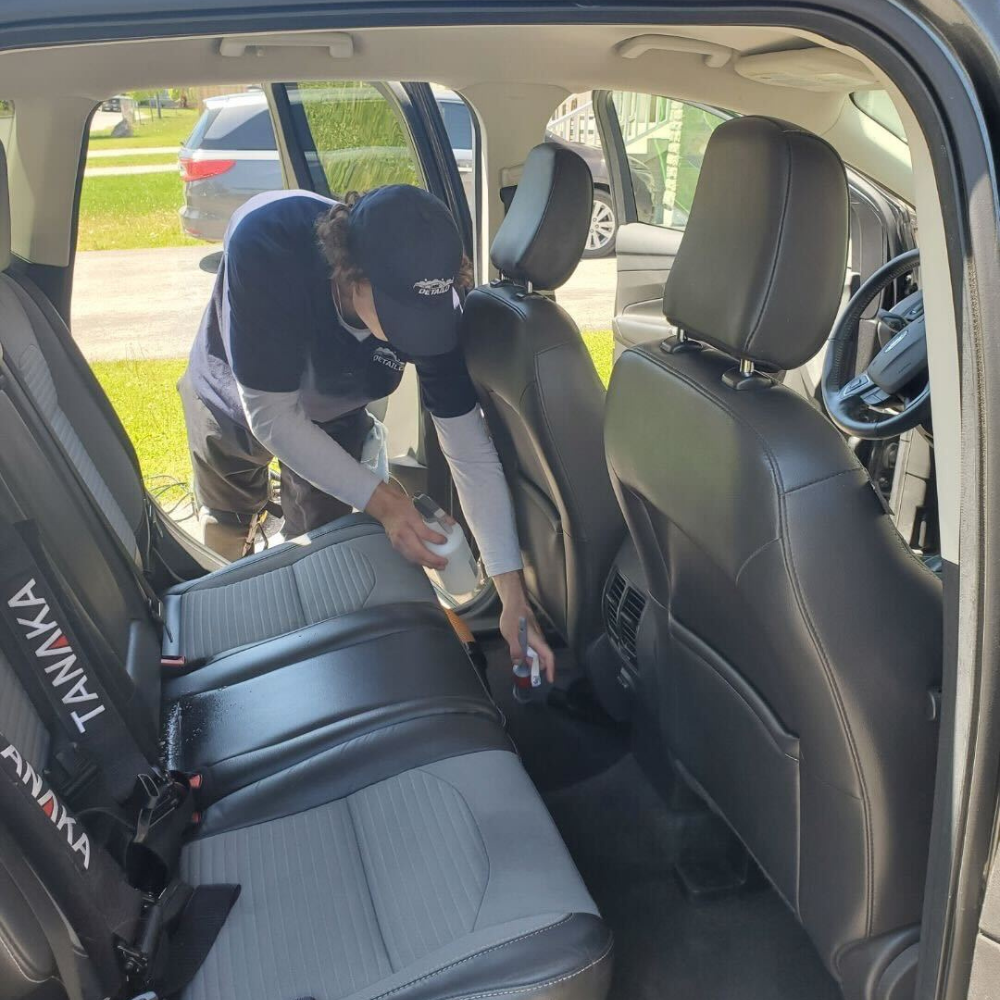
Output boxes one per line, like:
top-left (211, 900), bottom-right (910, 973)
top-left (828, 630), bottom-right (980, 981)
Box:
top-left (0, 17), bottom-right (965, 1000)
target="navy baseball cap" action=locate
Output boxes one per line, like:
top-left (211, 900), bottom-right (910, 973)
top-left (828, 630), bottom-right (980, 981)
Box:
top-left (348, 185), bottom-right (463, 357)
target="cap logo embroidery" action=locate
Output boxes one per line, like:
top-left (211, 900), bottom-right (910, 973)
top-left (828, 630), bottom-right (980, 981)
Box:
top-left (413, 278), bottom-right (454, 296)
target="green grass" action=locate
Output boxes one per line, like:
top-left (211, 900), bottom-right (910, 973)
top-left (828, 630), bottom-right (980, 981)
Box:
top-left (86, 152), bottom-right (179, 168)
top-left (582, 329), bottom-right (614, 387)
top-left (91, 357), bottom-right (193, 509)
top-left (88, 108), bottom-right (199, 150)
top-left (77, 171), bottom-right (199, 251)
top-left (87, 333), bottom-right (615, 506)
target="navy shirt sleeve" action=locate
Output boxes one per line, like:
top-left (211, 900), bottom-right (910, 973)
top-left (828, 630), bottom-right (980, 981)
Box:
top-left (225, 220), bottom-right (307, 393)
top-left (413, 347), bottom-right (479, 418)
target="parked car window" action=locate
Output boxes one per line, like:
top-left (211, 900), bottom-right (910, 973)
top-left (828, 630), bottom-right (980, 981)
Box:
top-left (196, 103), bottom-right (276, 151)
top-left (286, 81), bottom-right (423, 197)
top-left (611, 92), bottom-right (725, 231)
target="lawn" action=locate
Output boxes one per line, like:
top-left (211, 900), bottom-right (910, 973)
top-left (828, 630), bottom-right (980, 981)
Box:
top-left (88, 108), bottom-right (199, 150)
top-left (77, 170), bottom-right (200, 251)
top-left (89, 331), bottom-right (616, 508)
top-left (86, 152), bottom-right (179, 168)
top-left (91, 356), bottom-right (194, 513)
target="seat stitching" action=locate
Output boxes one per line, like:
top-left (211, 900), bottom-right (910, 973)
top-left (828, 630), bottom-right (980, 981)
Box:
top-left (778, 491), bottom-right (873, 936)
top-left (0, 926), bottom-right (47, 983)
top-left (625, 347), bottom-right (789, 493)
top-left (366, 915), bottom-right (574, 1000)
top-left (411, 767), bottom-right (493, 933)
top-left (455, 939), bottom-right (614, 1000)
top-left (346, 794), bottom-right (395, 971)
top-left (782, 467), bottom-right (859, 496)
top-left (744, 124), bottom-right (794, 356)
top-left (734, 536), bottom-right (779, 587)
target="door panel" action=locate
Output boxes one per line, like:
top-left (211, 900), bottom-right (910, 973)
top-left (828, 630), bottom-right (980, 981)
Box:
top-left (612, 223), bottom-right (681, 357)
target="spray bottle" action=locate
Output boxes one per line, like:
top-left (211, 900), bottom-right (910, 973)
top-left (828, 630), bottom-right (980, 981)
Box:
top-left (412, 494), bottom-right (480, 601)
top-left (512, 615), bottom-right (542, 704)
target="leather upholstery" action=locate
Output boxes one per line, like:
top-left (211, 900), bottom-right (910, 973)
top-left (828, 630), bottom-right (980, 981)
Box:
top-left (490, 143), bottom-right (594, 290)
top-left (463, 145), bottom-right (624, 652)
top-left (662, 116), bottom-right (849, 370)
top-left (605, 118), bottom-right (940, 984)
top-left (162, 603), bottom-right (499, 805)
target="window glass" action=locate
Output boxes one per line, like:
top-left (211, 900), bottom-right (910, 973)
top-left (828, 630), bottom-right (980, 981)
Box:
top-left (286, 81), bottom-right (423, 197)
top-left (852, 90), bottom-right (907, 143)
top-left (611, 92), bottom-right (725, 230)
top-left (0, 100), bottom-right (13, 151)
top-left (199, 103), bottom-right (276, 151)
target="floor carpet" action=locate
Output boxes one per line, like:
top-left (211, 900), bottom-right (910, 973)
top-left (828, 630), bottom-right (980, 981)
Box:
top-left (483, 638), bottom-right (841, 1000)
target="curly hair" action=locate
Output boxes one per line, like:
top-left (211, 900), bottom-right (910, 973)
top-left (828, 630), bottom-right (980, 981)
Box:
top-left (315, 188), bottom-right (474, 291)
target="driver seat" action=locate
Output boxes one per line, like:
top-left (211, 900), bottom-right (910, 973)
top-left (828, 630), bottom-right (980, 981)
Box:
top-left (604, 117), bottom-right (942, 990)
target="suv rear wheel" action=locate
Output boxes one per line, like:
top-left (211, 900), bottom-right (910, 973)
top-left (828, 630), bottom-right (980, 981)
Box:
top-left (583, 189), bottom-right (617, 258)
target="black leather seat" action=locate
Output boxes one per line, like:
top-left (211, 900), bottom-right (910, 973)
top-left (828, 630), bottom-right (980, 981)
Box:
top-left (604, 117), bottom-right (942, 988)
top-left (462, 144), bottom-right (625, 654)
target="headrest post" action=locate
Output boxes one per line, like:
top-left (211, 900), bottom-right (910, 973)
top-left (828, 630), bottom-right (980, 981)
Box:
top-left (525, 280), bottom-right (534, 295)
top-left (676, 329), bottom-right (688, 343)
top-left (739, 358), bottom-right (755, 377)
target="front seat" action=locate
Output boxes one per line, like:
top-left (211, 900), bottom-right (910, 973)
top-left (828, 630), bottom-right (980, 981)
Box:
top-left (604, 117), bottom-right (942, 990)
top-left (462, 143), bottom-right (625, 654)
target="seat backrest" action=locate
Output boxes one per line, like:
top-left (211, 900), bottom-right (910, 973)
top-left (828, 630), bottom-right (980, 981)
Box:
top-left (461, 144), bottom-right (625, 651)
top-left (0, 144), bottom-right (163, 720)
top-left (604, 117), bottom-right (942, 976)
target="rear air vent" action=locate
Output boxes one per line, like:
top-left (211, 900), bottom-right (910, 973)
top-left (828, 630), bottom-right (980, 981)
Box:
top-left (603, 570), bottom-right (646, 667)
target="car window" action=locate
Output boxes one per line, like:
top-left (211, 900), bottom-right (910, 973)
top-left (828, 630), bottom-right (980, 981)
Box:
top-left (439, 100), bottom-right (473, 151)
top-left (611, 92), bottom-right (725, 231)
top-left (852, 90), bottom-right (907, 143)
top-left (197, 103), bottom-right (276, 151)
top-left (285, 81), bottom-right (423, 197)
top-left (0, 100), bottom-right (12, 153)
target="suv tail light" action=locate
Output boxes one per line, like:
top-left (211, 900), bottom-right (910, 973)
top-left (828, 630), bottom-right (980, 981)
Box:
top-left (180, 157), bottom-right (236, 182)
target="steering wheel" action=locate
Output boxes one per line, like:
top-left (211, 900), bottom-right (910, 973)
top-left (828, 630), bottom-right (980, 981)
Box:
top-left (822, 249), bottom-right (929, 440)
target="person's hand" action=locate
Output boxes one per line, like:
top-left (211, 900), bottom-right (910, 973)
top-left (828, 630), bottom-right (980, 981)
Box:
top-left (495, 571), bottom-right (556, 683)
top-left (365, 481), bottom-right (451, 569)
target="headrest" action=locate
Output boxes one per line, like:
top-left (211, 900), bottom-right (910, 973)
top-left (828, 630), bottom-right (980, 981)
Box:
top-left (662, 116), bottom-right (848, 371)
top-left (0, 143), bottom-right (10, 272)
top-left (490, 143), bottom-right (593, 290)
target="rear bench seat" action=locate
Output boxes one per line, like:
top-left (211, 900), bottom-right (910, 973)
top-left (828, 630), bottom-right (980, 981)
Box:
top-left (0, 149), bottom-right (613, 1000)
top-left (0, 650), bottom-right (613, 1000)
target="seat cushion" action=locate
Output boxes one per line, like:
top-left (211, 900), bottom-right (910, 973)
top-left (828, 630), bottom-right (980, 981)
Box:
top-left (181, 737), bottom-right (613, 1000)
top-left (162, 605), bottom-right (499, 805)
top-left (163, 515), bottom-right (435, 664)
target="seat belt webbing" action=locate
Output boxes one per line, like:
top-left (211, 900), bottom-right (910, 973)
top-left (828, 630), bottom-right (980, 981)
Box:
top-left (0, 346), bottom-right (168, 637)
top-left (0, 516), bottom-right (156, 801)
top-left (0, 726), bottom-right (143, 996)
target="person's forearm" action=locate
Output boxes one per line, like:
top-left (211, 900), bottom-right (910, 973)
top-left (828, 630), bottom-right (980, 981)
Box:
top-left (432, 409), bottom-right (523, 578)
top-left (237, 383), bottom-right (380, 511)
top-left (493, 569), bottom-right (530, 608)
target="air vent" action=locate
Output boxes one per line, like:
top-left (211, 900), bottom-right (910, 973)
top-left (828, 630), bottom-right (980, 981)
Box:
top-left (603, 570), bottom-right (646, 667)
top-left (604, 571), bottom-right (627, 646)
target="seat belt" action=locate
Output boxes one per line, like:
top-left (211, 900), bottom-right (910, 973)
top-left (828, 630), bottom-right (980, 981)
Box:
top-left (0, 516), bottom-right (157, 799)
top-left (0, 515), bottom-right (204, 884)
top-left (0, 727), bottom-right (240, 1000)
top-left (0, 347), bottom-right (170, 638)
